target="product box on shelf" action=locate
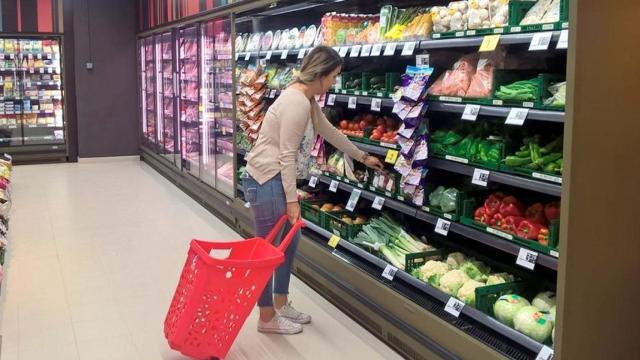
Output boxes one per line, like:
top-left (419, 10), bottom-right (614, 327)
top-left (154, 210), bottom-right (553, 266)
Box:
top-left (325, 210), bottom-right (368, 240)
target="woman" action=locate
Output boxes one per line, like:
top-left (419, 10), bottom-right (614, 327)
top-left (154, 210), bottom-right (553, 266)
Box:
top-left (243, 46), bottom-right (383, 335)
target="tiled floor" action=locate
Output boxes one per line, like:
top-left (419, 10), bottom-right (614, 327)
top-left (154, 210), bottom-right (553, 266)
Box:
top-left (0, 157), bottom-right (402, 360)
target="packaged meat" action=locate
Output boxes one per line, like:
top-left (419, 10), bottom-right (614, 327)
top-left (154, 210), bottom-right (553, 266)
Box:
top-left (520, 0), bottom-right (553, 25)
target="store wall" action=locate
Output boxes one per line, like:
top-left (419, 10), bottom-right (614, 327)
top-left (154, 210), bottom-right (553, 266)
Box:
top-left (73, 0), bottom-right (139, 157)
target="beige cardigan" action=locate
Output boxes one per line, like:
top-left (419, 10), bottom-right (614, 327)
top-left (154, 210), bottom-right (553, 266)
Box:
top-left (246, 88), bottom-right (366, 202)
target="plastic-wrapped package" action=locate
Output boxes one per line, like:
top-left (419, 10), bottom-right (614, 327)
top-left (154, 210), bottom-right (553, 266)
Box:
top-left (429, 186), bottom-right (446, 207)
top-left (440, 188), bottom-right (459, 213)
top-left (540, 0), bottom-right (561, 23)
top-left (466, 57), bottom-right (495, 98)
top-left (467, 0), bottom-right (491, 30)
top-left (447, 2), bottom-right (470, 31)
top-left (427, 71), bottom-right (448, 95)
top-left (490, 0), bottom-right (509, 27)
top-left (543, 81), bottom-right (566, 107)
top-left (431, 6), bottom-right (451, 33)
top-left (520, 0), bottom-right (553, 25)
top-left (440, 54), bottom-right (478, 97)
top-left (397, 66), bottom-right (434, 103)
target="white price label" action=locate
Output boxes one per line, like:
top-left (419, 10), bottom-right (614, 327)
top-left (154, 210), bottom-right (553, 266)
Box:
top-left (339, 46), bottom-right (349, 57)
top-left (416, 54), bottom-right (430, 66)
top-left (445, 297), bottom-right (465, 318)
top-left (381, 264), bottom-right (398, 281)
top-left (529, 31), bottom-right (553, 51)
top-left (346, 189), bottom-right (362, 211)
top-left (280, 50), bottom-right (289, 59)
top-left (536, 346), bottom-right (554, 360)
top-left (244, 52), bottom-right (251, 61)
top-left (347, 96), bottom-right (357, 109)
top-left (472, 168), bottom-right (490, 187)
top-left (269, 89), bottom-right (277, 98)
top-left (506, 108), bottom-right (529, 125)
top-left (39, 68), bottom-right (44, 73)
top-left (532, 172), bottom-right (563, 184)
top-left (259, 59), bottom-right (267, 67)
top-left (329, 180), bottom-right (339, 192)
top-left (350, 45), bottom-right (361, 57)
top-left (298, 48), bottom-right (306, 59)
top-left (371, 43), bottom-right (383, 56)
top-left (383, 42), bottom-right (397, 56)
top-left (360, 44), bottom-right (372, 57)
top-left (401, 41), bottom-right (416, 56)
top-left (557, 30), bottom-right (568, 49)
top-left (372, 196), bottom-right (385, 210)
top-left (435, 218), bottom-right (451, 236)
top-left (309, 176), bottom-right (318, 188)
top-left (265, 51), bottom-right (272, 60)
top-left (371, 98), bottom-right (382, 112)
top-left (461, 104), bottom-right (481, 121)
top-left (327, 94), bottom-right (336, 106)
top-left (516, 248), bottom-right (539, 270)
top-left (3, 153), bottom-right (12, 160)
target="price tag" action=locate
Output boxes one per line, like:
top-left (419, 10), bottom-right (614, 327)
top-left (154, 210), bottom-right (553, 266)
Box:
top-left (385, 150), bottom-right (399, 164)
top-left (435, 218), bottom-right (451, 236)
top-left (298, 48), bottom-right (306, 59)
top-left (383, 42), bottom-right (397, 56)
top-left (3, 153), bottom-right (12, 161)
top-left (557, 29), bottom-right (568, 49)
top-left (529, 31), bottom-right (553, 51)
top-left (269, 89), bottom-right (277, 98)
top-left (265, 50), bottom-right (272, 59)
top-left (327, 94), bottom-right (336, 106)
top-left (416, 54), bottom-right (430, 66)
top-left (371, 98), bottom-right (382, 112)
top-left (309, 176), bottom-right (318, 188)
top-left (536, 346), bottom-right (554, 360)
top-left (371, 43), bottom-right (383, 56)
top-left (339, 46), bottom-right (349, 57)
top-left (516, 248), bottom-right (539, 270)
top-left (401, 41), bottom-right (416, 56)
top-left (329, 180), bottom-right (339, 192)
top-left (280, 50), bottom-right (289, 59)
top-left (345, 189), bottom-right (362, 211)
top-left (360, 44), bottom-right (372, 57)
top-left (347, 96), bottom-right (357, 109)
top-left (444, 297), bottom-right (465, 318)
top-left (244, 52), bottom-right (251, 61)
top-left (472, 168), bottom-right (490, 187)
top-left (381, 264), bottom-right (398, 281)
top-left (9, 54), bottom-right (13, 59)
top-left (39, 68), bottom-right (44, 74)
top-left (479, 35), bottom-right (501, 52)
top-left (506, 108), bottom-right (529, 125)
top-left (350, 45), bottom-right (361, 57)
top-left (461, 104), bottom-right (481, 121)
top-left (372, 196), bottom-right (385, 210)
top-left (328, 235), bottom-right (340, 248)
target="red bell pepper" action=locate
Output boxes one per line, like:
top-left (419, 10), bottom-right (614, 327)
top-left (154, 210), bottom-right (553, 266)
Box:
top-left (525, 202), bottom-right (547, 226)
top-left (484, 193), bottom-right (504, 216)
top-left (499, 196), bottom-right (524, 217)
top-left (545, 201), bottom-right (561, 223)
top-left (516, 220), bottom-right (542, 240)
top-left (474, 207), bottom-right (490, 224)
top-left (538, 227), bottom-right (550, 246)
top-left (502, 216), bottom-right (525, 233)
top-left (490, 213), bottom-right (506, 228)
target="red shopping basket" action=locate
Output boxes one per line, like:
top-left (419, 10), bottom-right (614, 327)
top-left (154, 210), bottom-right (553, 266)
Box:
top-left (164, 216), bottom-right (304, 360)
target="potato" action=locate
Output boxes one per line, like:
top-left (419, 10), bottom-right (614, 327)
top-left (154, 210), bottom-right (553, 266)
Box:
top-left (312, 204), bottom-right (320, 209)
top-left (342, 217), bottom-right (354, 225)
top-left (320, 203), bottom-right (334, 212)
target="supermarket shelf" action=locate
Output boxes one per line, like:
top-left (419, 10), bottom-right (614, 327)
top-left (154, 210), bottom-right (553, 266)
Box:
top-left (421, 31), bottom-right (563, 49)
top-left (312, 174), bottom-right (558, 271)
top-left (303, 220), bottom-right (548, 356)
top-left (351, 142), bottom-right (562, 196)
top-left (326, 92), bottom-right (395, 107)
top-left (23, 124), bottom-right (63, 129)
top-left (429, 101), bottom-right (565, 123)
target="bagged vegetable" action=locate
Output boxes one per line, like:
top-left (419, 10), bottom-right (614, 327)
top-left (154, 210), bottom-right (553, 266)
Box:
top-left (467, 0), bottom-right (491, 30)
top-left (520, 0), bottom-right (553, 25)
top-left (431, 6), bottom-right (451, 33)
top-left (440, 187), bottom-right (459, 213)
top-left (543, 81), bottom-right (566, 107)
top-left (466, 57), bottom-right (495, 98)
top-left (429, 186), bottom-right (446, 207)
top-left (540, 0), bottom-right (561, 23)
top-left (489, 0), bottom-right (509, 27)
top-left (448, 2), bottom-right (470, 31)
top-left (440, 54), bottom-right (478, 97)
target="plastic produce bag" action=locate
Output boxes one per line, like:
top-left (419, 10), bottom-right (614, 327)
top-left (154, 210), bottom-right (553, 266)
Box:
top-left (429, 186), bottom-right (446, 207)
top-left (467, 0), bottom-right (491, 30)
top-left (520, 0), bottom-right (553, 25)
top-left (440, 188), bottom-right (459, 213)
top-left (540, 0), bottom-right (561, 23)
top-left (431, 6), bottom-right (451, 33)
top-left (466, 57), bottom-right (495, 98)
top-left (441, 54), bottom-right (478, 97)
top-left (490, 0), bottom-right (509, 27)
top-left (448, 2), bottom-right (470, 31)
top-left (543, 81), bottom-right (566, 107)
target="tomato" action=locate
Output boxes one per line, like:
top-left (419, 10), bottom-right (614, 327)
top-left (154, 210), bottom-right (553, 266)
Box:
top-left (376, 118), bottom-right (385, 126)
top-left (376, 124), bottom-right (386, 133)
top-left (385, 117), bottom-right (396, 129)
top-left (359, 120), bottom-right (367, 130)
top-left (372, 129), bottom-right (382, 137)
top-left (340, 120), bottom-right (349, 130)
top-left (370, 133), bottom-right (382, 141)
top-left (363, 114), bottom-right (374, 125)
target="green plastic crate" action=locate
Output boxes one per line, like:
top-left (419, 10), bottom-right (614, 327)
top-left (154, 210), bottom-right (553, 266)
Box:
top-left (421, 184), bottom-right (467, 222)
top-left (539, 74), bottom-right (566, 111)
top-left (491, 70), bottom-right (543, 108)
top-left (431, 29), bottom-right (467, 40)
top-left (301, 200), bottom-right (330, 229)
top-left (508, 0), bottom-right (567, 33)
top-left (475, 281), bottom-right (530, 316)
top-left (405, 249), bottom-right (448, 274)
top-left (325, 210), bottom-right (367, 240)
top-left (341, 72), bottom-right (363, 94)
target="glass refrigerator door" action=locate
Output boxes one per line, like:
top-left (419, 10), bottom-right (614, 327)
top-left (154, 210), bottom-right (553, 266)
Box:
top-left (0, 39), bottom-right (22, 146)
top-left (157, 32), bottom-right (178, 166)
top-left (177, 26), bottom-right (200, 178)
top-left (141, 36), bottom-right (157, 148)
top-left (202, 18), bottom-right (234, 197)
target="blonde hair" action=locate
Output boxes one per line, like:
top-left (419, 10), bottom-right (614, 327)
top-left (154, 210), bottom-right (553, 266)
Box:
top-left (291, 46), bottom-right (343, 85)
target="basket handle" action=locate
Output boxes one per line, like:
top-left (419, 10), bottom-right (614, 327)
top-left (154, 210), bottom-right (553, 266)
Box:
top-left (276, 219), bottom-right (306, 253)
top-left (264, 215), bottom-right (291, 244)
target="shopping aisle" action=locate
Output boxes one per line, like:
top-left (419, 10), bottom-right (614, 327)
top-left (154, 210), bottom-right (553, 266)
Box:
top-left (0, 157), bottom-right (402, 360)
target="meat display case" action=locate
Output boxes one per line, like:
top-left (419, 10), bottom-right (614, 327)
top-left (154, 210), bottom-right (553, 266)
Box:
top-left (178, 25), bottom-right (201, 178)
top-left (157, 32), bottom-right (179, 167)
top-left (140, 36), bottom-right (157, 149)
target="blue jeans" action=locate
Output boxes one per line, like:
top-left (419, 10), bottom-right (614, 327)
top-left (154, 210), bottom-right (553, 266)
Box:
top-left (242, 173), bottom-right (301, 308)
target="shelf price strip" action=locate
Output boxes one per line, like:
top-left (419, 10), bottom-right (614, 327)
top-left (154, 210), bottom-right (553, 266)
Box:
top-left (516, 248), bottom-right (539, 270)
top-left (401, 41), bottom-right (416, 56)
top-left (360, 44), bottom-right (372, 57)
top-left (244, 52), bottom-right (251, 61)
top-left (327, 94), bottom-right (336, 106)
top-left (346, 189), bottom-right (362, 211)
top-left (350, 45), bottom-right (361, 57)
top-left (281, 50), bottom-right (289, 59)
top-left (339, 46), bottom-right (349, 57)
top-left (371, 43), bottom-right (383, 56)
top-left (265, 51), bottom-right (272, 60)
top-left (536, 346), bottom-right (554, 360)
top-left (529, 32), bottom-right (553, 51)
top-left (381, 264), bottom-right (398, 281)
top-left (472, 168), bottom-right (490, 187)
top-left (444, 297), bottom-right (465, 318)
top-left (557, 30), bottom-right (568, 49)
top-left (347, 96), bottom-right (357, 109)
top-left (383, 42), bottom-right (397, 56)
top-left (298, 49), bottom-right (306, 59)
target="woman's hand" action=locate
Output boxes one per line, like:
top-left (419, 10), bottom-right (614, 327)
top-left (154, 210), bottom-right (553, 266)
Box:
top-left (287, 201), bottom-right (301, 224)
top-left (363, 155), bottom-right (384, 171)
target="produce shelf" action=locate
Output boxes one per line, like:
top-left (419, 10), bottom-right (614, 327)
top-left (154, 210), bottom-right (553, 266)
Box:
top-left (303, 219), bottom-right (548, 358)
top-left (326, 93), bottom-right (395, 108)
top-left (311, 174), bottom-right (558, 271)
top-left (428, 102), bottom-right (565, 123)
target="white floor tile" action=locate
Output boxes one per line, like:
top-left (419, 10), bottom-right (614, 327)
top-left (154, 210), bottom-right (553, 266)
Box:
top-left (0, 158), bottom-right (402, 360)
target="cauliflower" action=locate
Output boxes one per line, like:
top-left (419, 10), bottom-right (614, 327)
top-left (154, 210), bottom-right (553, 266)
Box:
top-left (486, 272), bottom-right (515, 285)
top-left (456, 279), bottom-right (485, 306)
top-left (438, 269), bottom-right (470, 296)
top-left (446, 252), bottom-right (467, 269)
top-left (417, 260), bottom-right (450, 286)
top-left (460, 260), bottom-right (491, 281)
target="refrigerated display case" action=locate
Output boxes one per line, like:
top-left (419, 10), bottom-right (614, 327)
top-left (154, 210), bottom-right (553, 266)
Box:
top-left (140, 36), bottom-right (157, 148)
top-left (201, 18), bottom-right (235, 197)
top-left (177, 26), bottom-right (201, 178)
top-left (157, 32), bottom-right (179, 166)
top-left (0, 36), bottom-right (66, 150)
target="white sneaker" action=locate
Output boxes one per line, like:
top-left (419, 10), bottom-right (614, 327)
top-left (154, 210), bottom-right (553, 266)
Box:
top-left (257, 314), bottom-right (303, 335)
top-left (276, 301), bottom-right (312, 324)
